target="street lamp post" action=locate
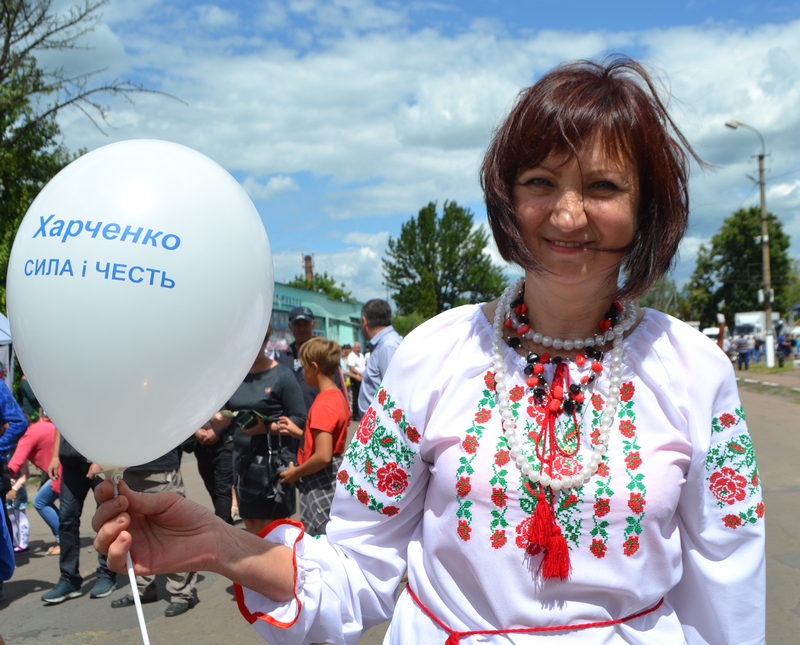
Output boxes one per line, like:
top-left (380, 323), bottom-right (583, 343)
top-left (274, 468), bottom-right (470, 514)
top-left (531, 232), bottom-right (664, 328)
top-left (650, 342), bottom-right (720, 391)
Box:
top-left (725, 119), bottom-right (774, 367)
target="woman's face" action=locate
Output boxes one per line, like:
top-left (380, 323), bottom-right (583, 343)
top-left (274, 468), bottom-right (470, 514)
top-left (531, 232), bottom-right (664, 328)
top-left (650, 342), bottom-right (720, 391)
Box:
top-left (513, 137), bottom-right (639, 290)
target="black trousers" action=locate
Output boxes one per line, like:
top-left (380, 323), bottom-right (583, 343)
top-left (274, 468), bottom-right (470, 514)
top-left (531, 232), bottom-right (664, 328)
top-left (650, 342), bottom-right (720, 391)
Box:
top-left (350, 379), bottom-right (362, 420)
top-left (194, 439), bottom-right (234, 524)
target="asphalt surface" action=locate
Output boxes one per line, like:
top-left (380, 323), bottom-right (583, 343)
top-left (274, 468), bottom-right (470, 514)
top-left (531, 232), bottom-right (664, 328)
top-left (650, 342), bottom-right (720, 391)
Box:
top-left (2, 379), bottom-right (799, 644)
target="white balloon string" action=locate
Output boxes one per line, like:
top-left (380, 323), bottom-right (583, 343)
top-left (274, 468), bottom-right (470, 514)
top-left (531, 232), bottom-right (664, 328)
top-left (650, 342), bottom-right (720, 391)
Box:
top-left (111, 471), bottom-right (151, 645)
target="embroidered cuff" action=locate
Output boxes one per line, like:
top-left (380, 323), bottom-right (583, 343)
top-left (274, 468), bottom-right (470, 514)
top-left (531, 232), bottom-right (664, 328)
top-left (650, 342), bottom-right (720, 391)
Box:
top-left (234, 519), bottom-right (306, 628)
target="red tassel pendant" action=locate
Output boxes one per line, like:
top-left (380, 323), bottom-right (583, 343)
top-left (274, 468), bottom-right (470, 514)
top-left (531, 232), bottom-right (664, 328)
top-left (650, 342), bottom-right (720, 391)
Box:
top-left (527, 482), bottom-right (572, 580)
top-left (526, 484), bottom-right (555, 555)
top-left (526, 486), bottom-right (553, 555)
top-left (541, 524), bottom-right (572, 580)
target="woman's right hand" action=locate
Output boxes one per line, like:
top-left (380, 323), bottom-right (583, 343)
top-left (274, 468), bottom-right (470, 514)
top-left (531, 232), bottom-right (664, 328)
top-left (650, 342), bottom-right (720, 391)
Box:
top-left (92, 479), bottom-right (222, 576)
top-left (92, 479), bottom-right (296, 602)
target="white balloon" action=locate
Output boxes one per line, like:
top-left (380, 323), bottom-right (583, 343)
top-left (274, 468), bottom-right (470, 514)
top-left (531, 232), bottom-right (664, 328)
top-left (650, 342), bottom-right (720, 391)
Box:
top-left (7, 140), bottom-right (273, 468)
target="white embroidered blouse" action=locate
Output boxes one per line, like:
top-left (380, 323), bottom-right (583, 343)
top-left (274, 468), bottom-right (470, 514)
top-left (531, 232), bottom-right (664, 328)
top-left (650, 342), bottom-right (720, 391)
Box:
top-left (236, 305), bottom-right (766, 644)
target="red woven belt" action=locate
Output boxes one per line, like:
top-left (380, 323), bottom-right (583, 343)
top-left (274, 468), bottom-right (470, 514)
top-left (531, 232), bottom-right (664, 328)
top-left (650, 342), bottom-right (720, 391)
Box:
top-left (406, 585), bottom-right (664, 644)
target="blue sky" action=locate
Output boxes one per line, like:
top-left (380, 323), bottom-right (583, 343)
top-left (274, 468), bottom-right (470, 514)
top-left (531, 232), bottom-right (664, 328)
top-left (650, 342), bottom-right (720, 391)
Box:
top-left (44, 0), bottom-right (800, 303)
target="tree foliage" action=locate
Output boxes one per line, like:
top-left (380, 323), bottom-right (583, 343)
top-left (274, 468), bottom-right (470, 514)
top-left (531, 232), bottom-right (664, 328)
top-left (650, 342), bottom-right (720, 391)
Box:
top-left (0, 0), bottom-right (164, 310)
top-left (1, 0), bottom-right (157, 148)
top-left (636, 275), bottom-right (683, 318)
top-left (383, 201), bottom-right (507, 319)
top-left (391, 311), bottom-right (427, 337)
top-left (684, 206), bottom-right (792, 328)
top-left (286, 271), bottom-right (356, 304)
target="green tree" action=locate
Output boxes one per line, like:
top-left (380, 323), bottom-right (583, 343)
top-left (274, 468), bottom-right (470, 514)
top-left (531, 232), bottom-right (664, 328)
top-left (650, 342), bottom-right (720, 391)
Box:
top-left (637, 275), bottom-right (682, 317)
top-left (286, 272), bottom-right (356, 304)
top-left (383, 201), bottom-right (507, 319)
top-left (0, 0), bottom-right (162, 310)
top-left (0, 63), bottom-right (72, 311)
top-left (683, 244), bottom-right (718, 327)
top-left (391, 311), bottom-right (427, 337)
top-left (684, 206), bottom-right (792, 328)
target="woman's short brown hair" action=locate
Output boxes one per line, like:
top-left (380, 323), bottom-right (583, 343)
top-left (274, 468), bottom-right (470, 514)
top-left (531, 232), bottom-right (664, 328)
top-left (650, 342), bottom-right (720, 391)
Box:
top-left (481, 55), bottom-right (702, 300)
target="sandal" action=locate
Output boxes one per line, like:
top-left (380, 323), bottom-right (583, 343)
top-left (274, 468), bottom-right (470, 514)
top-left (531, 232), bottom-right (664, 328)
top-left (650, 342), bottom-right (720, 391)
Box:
top-left (46, 545), bottom-right (61, 556)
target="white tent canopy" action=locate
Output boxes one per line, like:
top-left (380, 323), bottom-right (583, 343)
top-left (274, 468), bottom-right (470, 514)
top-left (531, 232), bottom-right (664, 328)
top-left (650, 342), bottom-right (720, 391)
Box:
top-left (0, 313), bottom-right (11, 345)
top-left (0, 313), bottom-right (16, 386)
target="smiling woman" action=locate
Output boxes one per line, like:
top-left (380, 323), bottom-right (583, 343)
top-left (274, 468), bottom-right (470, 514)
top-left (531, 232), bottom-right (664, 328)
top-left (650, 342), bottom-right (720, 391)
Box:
top-left (92, 55), bottom-right (765, 645)
top-left (482, 57), bottom-right (699, 304)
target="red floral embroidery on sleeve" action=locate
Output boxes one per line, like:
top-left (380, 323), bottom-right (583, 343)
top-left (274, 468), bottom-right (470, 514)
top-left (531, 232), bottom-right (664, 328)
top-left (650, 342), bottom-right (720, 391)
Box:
top-left (709, 466), bottom-right (747, 505)
top-left (341, 387), bottom-right (420, 515)
top-left (706, 407), bottom-right (764, 530)
top-left (377, 462), bottom-right (409, 496)
top-left (356, 409), bottom-right (376, 444)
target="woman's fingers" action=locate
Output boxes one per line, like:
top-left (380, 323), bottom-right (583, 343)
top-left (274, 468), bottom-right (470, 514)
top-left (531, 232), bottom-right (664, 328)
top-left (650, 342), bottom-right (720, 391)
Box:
top-left (91, 491), bottom-right (128, 533)
top-left (93, 479), bottom-right (117, 505)
top-left (93, 507), bottom-right (131, 569)
top-left (105, 529), bottom-right (133, 573)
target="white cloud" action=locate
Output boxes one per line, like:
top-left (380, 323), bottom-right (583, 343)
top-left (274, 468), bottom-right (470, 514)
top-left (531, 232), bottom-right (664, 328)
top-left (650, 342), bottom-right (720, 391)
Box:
top-left (241, 175), bottom-right (300, 200)
top-left (341, 231), bottom-right (390, 248)
top-left (194, 4), bottom-right (239, 28)
top-left (42, 2), bottom-right (800, 303)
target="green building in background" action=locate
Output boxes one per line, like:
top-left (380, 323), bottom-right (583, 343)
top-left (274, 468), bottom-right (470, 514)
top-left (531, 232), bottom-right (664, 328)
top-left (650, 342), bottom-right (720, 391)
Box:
top-left (271, 282), bottom-right (364, 348)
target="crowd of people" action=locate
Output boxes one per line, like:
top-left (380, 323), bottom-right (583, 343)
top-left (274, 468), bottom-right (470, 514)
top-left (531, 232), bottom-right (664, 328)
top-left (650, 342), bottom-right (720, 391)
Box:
top-left (0, 298), bottom-right (402, 632)
top-left (730, 331), bottom-right (797, 370)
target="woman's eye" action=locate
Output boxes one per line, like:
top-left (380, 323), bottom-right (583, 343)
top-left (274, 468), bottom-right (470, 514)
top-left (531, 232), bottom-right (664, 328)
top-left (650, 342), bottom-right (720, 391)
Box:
top-left (524, 176), bottom-right (551, 187)
top-left (590, 180), bottom-right (619, 191)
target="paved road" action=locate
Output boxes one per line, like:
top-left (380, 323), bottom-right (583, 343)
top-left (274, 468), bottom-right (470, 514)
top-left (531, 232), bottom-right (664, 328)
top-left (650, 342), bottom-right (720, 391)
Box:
top-left (1, 386), bottom-right (797, 643)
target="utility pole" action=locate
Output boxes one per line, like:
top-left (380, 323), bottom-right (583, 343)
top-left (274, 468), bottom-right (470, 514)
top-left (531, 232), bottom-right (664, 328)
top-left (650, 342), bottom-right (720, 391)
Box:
top-left (757, 151), bottom-right (774, 367)
top-left (725, 120), bottom-right (774, 367)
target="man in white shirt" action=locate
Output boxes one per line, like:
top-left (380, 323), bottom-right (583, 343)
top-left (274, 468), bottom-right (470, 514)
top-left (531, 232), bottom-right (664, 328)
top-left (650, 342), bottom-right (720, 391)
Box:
top-left (345, 341), bottom-right (366, 420)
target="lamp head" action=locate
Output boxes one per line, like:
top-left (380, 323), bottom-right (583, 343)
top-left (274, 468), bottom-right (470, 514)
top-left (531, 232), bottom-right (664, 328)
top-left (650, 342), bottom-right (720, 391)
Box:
top-left (725, 119), bottom-right (745, 130)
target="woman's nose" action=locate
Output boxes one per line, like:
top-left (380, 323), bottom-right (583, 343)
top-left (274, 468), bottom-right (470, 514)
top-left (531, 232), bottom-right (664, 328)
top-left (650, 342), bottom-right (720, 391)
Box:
top-left (550, 190), bottom-right (587, 231)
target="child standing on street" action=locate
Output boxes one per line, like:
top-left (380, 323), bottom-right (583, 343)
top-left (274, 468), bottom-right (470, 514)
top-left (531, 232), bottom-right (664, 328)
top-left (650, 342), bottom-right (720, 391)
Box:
top-left (278, 337), bottom-right (351, 535)
top-left (6, 465), bottom-right (30, 554)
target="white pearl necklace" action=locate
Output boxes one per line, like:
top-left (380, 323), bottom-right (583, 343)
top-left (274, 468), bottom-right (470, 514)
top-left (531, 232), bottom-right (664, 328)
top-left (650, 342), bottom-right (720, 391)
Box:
top-left (504, 277), bottom-right (629, 351)
top-left (491, 280), bottom-right (637, 491)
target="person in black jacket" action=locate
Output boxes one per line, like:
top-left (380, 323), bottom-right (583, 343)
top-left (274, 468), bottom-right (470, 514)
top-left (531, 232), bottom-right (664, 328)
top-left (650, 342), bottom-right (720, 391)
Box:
top-left (275, 306), bottom-right (346, 410)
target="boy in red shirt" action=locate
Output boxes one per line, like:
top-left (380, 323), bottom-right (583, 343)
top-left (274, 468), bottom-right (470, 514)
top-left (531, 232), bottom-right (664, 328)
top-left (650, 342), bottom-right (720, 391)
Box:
top-left (279, 338), bottom-right (351, 535)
